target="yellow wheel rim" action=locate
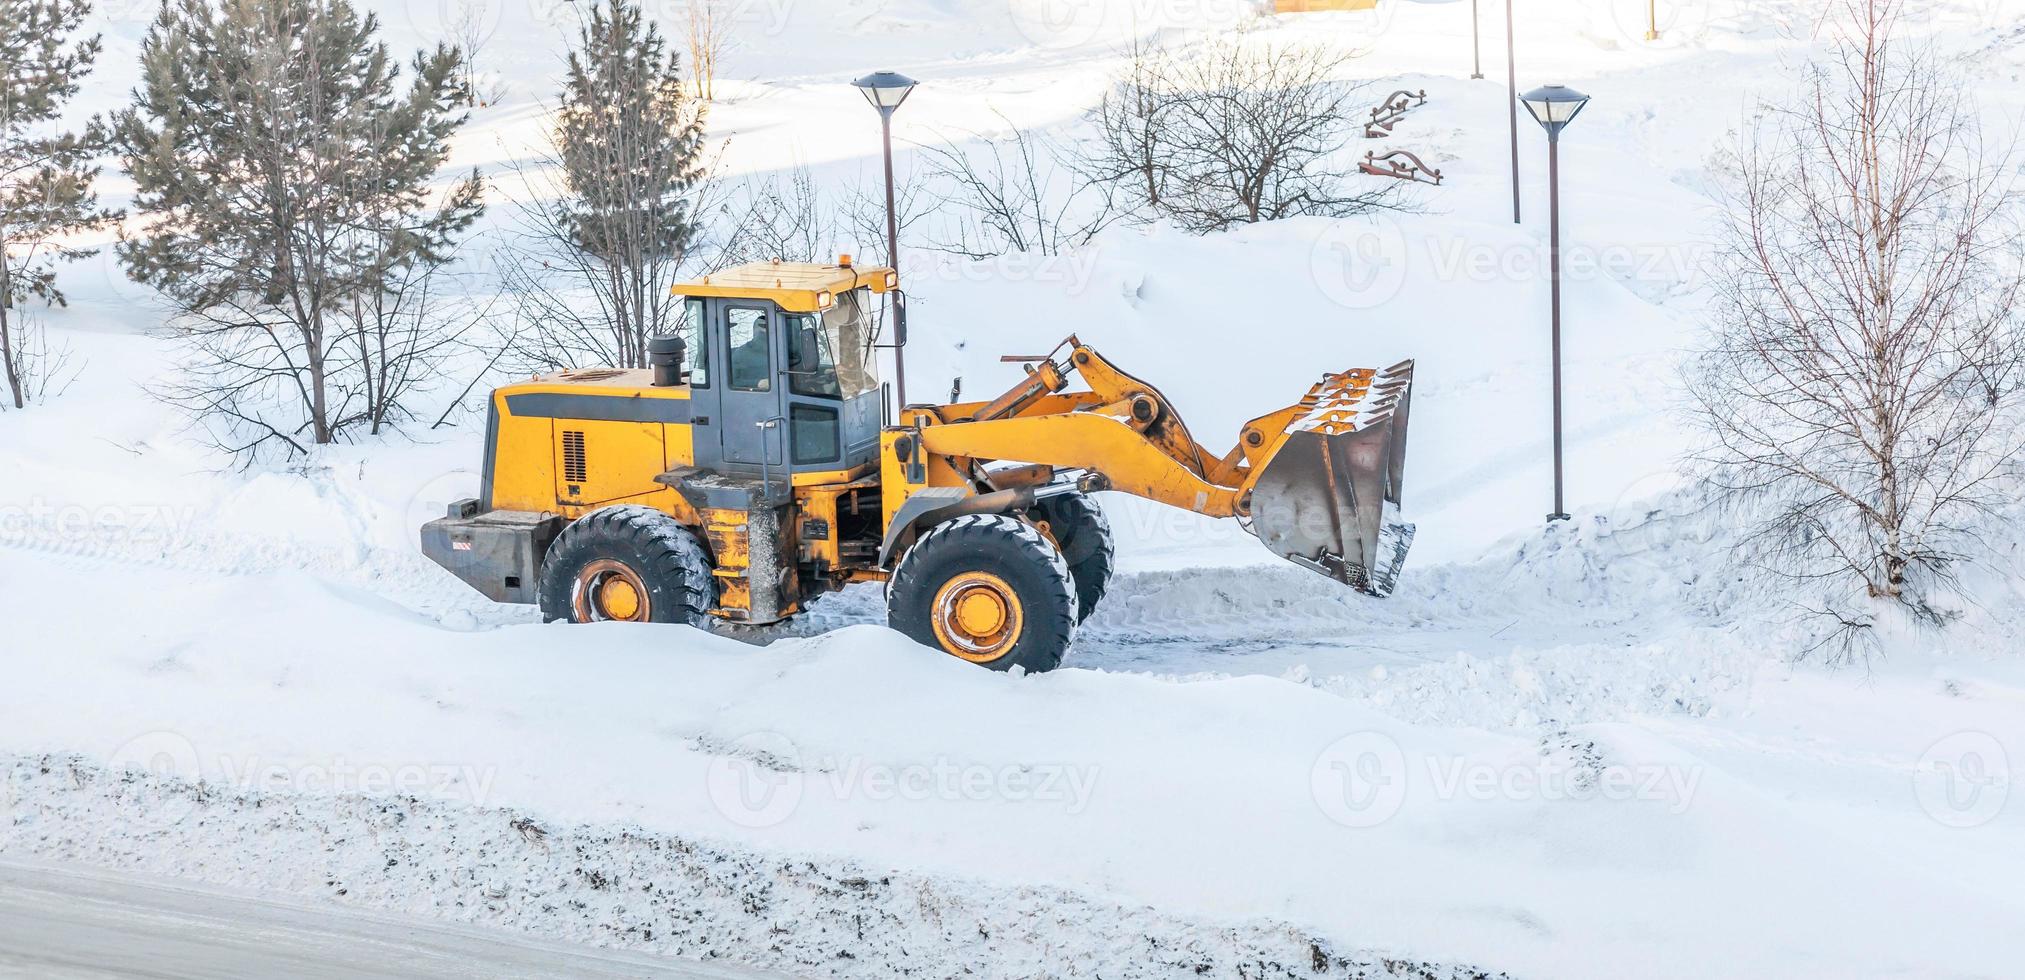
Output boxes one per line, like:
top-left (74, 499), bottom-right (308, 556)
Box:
top-left (930, 572), bottom-right (1024, 663)
top-left (575, 559), bottom-right (650, 622)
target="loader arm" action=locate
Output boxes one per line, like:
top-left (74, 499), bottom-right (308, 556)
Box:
top-left (905, 338), bottom-right (1417, 597)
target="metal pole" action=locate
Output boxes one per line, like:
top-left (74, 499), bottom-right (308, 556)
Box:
top-left (1547, 132), bottom-right (1568, 522)
top-left (1646, 0), bottom-right (1660, 40)
top-left (1505, 0), bottom-right (1520, 223)
top-left (1470, 0), bottom-right (1483, 78)
top-left (880, 109), bottom-right (907, 409)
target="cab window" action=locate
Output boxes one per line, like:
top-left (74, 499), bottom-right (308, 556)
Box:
top-left (787, 313), bottom-right (842, 398)
top-left (673, 296), bottom-right (708, 387)
top-left (727, 307), bottom-right (771, 392)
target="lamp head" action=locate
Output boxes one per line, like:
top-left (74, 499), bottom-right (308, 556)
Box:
top-left (1520, 83), bottom-right (1591, 138)
top-left (853, 71), bottom-right (918, 115)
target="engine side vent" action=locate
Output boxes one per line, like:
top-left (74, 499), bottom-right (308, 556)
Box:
top-left (562, 430), bottom-right (588, 484)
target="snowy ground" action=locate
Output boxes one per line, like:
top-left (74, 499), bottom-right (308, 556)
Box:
top-left (5, 0), bottom-right (2025, 977)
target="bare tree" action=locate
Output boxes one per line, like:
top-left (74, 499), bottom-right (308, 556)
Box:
top-left (337, 223), bottom-right (496, 436)
top-left (1080, 32), bottom-right (1400, 233)
top-left (1687, 0), bottom-right (2025, 629)
top-left (919, 111), bottom-right (1117, 259)
top-left (717, 162), bottom-right (834, 265)
top-left (502, 0), bottom-right (709, 371)
top-left (1081, 37), bottom-right (1175, 220)
top-left (840, 164), bottom-right (930, 268)
top-left (1, 0), bottom-right (118, 410)
top-left (449, 0), bottom-right (507, 108)
top-left (115, 0), bottom-right (484, 458)
top-left (684, 0), bottom-right (728, 102)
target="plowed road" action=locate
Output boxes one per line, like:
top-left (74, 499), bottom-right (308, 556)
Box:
top-left (0, 859), bottom-right (789, 979)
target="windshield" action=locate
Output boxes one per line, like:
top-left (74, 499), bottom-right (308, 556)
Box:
top-left (788, 287), bottom-right (880, 399)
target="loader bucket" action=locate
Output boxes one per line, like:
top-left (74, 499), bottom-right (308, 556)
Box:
top-left (1246, 361), bottom-right (1415, 597)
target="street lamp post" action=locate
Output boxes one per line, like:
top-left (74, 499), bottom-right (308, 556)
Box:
top-left (1470, 0), bottom-right (1483, 79)
top-left (1519, 83), bottom-right (1591, 523)
top-left (1504, 0), bottom-right (1519, 223)
top-left (852, 70), bottom-right (918, 408)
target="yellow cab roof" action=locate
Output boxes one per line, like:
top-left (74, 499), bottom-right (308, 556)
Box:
top-left (673, 260), bottom-right (898, 313)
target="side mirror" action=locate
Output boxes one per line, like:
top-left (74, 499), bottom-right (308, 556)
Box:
top-left (893, 291), bottom-right (908, 346)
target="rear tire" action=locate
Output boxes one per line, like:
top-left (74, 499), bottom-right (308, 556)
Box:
top-left (1034, 492), bottom-right (1115, 622)
top-left (886, 514), bottom-right (1077, 673)
top-left (538, 505), bottom-right (714, 626)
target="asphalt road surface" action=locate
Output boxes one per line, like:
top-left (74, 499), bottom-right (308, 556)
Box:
top-left (0, 859), bottom-right (793, 980)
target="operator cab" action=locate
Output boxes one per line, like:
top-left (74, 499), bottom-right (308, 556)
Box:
top-left (668, 259), bottom-right (898, 481)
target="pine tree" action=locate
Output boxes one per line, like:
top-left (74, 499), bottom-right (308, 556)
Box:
top-left (552, 0), bottom-right (707, 368)
top-left (114, 0), bottom-right (483, 456)
top-left (0, 0), bottom-right (118, 410)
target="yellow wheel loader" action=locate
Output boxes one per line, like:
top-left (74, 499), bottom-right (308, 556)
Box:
top-left (422, 260), bottom-right (1415, 672)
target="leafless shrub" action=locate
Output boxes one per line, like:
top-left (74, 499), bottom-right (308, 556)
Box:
top-left (0, 311), bottom-right (80, 408)
top-left (684, 0), bottom-right (727, 102)
top-left (717, 162), bottom-right (834, 265)
top-left (449, 0), bottom-right (507, 108)
top-left (1687, 0), bottom-right (2025, 638)
top-left (1082, 37), bottom-right (1176, 220)
top-left (919, 111), bottom-right (1117, 260)
top-left (1080, 32), bottom-right (1401, 233)
top-left (839, 164), bottom-right (930, 268)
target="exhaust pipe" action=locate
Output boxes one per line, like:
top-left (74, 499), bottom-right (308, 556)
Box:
top-left (648, 334), bottom-right (687, 387)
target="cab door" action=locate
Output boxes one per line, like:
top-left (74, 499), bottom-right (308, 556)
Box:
top-left (719, 303), bottom-right (785, 471)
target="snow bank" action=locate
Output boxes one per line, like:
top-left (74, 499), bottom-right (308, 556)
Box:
top-left (2, 753), bottom-right (1508, 980)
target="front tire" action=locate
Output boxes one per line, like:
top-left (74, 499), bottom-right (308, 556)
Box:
top-left (538, 505), bottom-right (714, 626)
top-left (1034, 492), bottom-right (1115, 622)
top-left (887, 514), bottom-right (1077, 672)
